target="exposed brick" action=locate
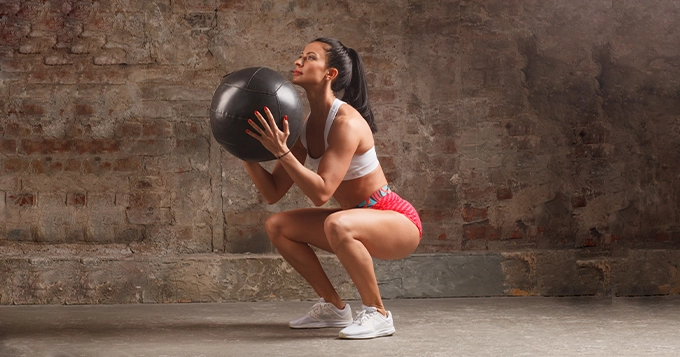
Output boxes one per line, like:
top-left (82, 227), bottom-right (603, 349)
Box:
top-left (126, 139), bottom-right (174, 156)
top-left (225, 210), bottom-right (269, 226)
top-left (114, 226), bottom-right (145, 244)
top-left (31, 157), bottom-right (67, 174)
top-left (174, 122), bottom-right (198, 139)
top-left (5, 123), bottom-right (33, 137)
top-left (126, 207), bottom-right (172, 225)
top-left (417, 209), bottom-right (449, 223)
top-left (0, 176), bottom-right (20, 191)
top-left (179, 0), bottom-right (222, 12)
top-left (79, 67), bottom-right (129, 84)
top-left (64, 158), bottom-right (83, 172)
top-left (496, 187), bottom-right (513, 200)
top-left (572, 144), bottom-right (613, 159)
top-left (431, 136), bottom-right (457, 153)
top-left (464, 186), bottom-right (496, 202)
top-left (0, 3), bottom-right (21, 16)
top-left (93, 49), bottom-right (127, 65)
top-left (370, 89), bottom-right (397, 104)
top-left (216, 0), bottom-right (258, 12)
top-left (38, 192), bottom-right (65, 207)
top-left (379, 155), bottom-right (400, 182)
top-left (87, 192), bottom-right (116, 207)
top-left (504, 221), bottom-right (528, 240)
top-left (118, 192), bottom-right (170, 208)
top-left (7, 228), bottom-right (33, 241)
top-left (505, 120), bottom-right (534, 136)
top-left (82, 157), bottom-right (113, 174)
top-left (3, 157), bottom-right (30, 172)
top-left (67, 2), bottom-right (94, 19)
top-left (184, 12), bottom-right (216, 29)
top-left (142, 122), bottom-right (174, 137)
top-left (114, 122), bottom-right (143, 138)
top-left (8, 192), bottom-right (36, 208)
top-left (576, 125), bottom-right (609, 145)
top-left (0, 26), bottom-right (25, 47)
top-left (575, 228), bottom-right (602, 248)
top-left (462, 205), bottom-right (488, 222)
top-left (44, 54), bottom-right (75, 66)
top-left (130, 176), bottom-right (165, 190)
top-left (20, 139), bottom-right (72, 154)
top-left (67, 192), bottom-right (87, 207)
top-left (654, 232), bottom-right (671, 243)
top-left (72, 139), bottom-right (121, 154)
top-left (571, 194), bottom-right (587, 208)
top-left (86, 13), bottom-right (115, 32)
top-left (463, 220), bottom-right (500, 241)
top-left (62, 123), bottom-right (85, 138)
top-left (64, 226), bottom-right (87, 242)
top-left (113, 157), bottom-right (142, 172)
top-left (503, 136), bottom-right (541, 151)
top-left (70, 36), bottom-right (107, 54)
top-left (19, 40), bottom-right (46, 54)
top-left (30, 10), bottom-right (65, 31)
top-left (74, 103), bottom-right (95, 116)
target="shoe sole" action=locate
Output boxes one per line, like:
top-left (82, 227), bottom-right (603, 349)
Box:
top-left (338, 327), bottom-right (396, 339)
top-left (289, 321), bottom-right (353, 329)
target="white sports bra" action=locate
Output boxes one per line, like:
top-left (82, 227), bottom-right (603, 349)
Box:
top-left (299, 99), bottom-right (380, 181)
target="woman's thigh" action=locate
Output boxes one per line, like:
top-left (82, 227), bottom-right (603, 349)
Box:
top-left (325, 209), bottom-right (420, 260)
top-left (266, 208), bottom-right (340, 253)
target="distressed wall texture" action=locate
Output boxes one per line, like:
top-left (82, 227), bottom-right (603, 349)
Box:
top-left (1, 0), bottom-right (679, 304)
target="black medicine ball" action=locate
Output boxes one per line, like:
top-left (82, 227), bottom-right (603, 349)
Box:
top-left (209, 67), bottom-right (304, 162)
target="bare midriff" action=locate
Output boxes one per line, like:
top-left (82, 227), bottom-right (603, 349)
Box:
top-left (333, 165), bottom-right (388, 209)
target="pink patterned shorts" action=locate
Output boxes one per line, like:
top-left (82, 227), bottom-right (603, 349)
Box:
top-left (358, 186), bottom-right (422, 239)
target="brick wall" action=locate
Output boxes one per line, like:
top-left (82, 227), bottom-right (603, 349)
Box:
top-left (1, 1), bottom-right (679, 302)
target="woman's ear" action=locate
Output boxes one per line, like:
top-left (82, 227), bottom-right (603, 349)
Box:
top-left (325, 68), bottom-right (339, 81)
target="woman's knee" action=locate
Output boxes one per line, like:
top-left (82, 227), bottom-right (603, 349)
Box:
top-left (265, 212), bottom-right (287, 243)
top-left (324, 213), bottom-right (353, 247)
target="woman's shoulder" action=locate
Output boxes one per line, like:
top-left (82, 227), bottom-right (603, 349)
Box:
top-left (335, 102), bottom-right (366, 127)
top-left (327, 103), bottom-right (372, 146)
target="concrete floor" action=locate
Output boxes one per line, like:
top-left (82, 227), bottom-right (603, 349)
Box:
top-left (0, 297), bottom-right (679, 357)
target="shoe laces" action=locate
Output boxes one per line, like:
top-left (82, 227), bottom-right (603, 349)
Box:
top-left (354, 308), bottom-right (378, 325)
top-left (308, 299), bottom-right (328, 317)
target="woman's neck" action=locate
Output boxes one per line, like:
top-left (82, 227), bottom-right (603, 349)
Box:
top-left (306, 87), bottom-right (336, 121)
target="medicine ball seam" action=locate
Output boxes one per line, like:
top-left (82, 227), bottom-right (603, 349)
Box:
top-left (216, 83), bottom-right (278, 96)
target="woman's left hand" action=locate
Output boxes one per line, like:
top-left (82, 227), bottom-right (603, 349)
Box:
top-left (246, 106), bottom-right (290, 158)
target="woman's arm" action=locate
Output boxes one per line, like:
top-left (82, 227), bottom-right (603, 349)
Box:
top-left (276, 115), bottom-right (359, 206)
top-left (243, 139), bottom-right (307, 204)
top-left (248, 106), bottom-right (361, 207)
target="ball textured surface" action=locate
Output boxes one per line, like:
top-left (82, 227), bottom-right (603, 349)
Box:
top-left (210, 67), bottom-right (304, 162)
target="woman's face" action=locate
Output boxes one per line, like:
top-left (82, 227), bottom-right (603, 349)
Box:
top-left (292, 42), bottom-right (328, 86)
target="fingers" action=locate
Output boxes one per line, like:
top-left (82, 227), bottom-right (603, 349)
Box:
top-left (245, 126), bottom-right (262, 141)
top-left (252, 110), bottom-right (273, 136)
top-left (282, 115), bottom-right (289, 136)
top-left (263, 106), bottom-right (278, 131)
top-left (247, 107), bottom-right (289, 143)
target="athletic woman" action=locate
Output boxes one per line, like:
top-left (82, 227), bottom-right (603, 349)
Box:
top-left (244, 38), bottom-right (422, 339)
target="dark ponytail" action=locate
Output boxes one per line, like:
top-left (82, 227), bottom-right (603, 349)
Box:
top-left (313, 37), bottom-right (377, 133)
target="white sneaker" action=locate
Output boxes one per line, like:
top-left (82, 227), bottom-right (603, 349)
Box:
top-left (289, 298), bottom-right (353, 329)
top-left (338, 305), bottom-right (396, 339)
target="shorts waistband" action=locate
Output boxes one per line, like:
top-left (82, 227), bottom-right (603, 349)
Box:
top-left (356, 185), bottom-right (391, 208)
